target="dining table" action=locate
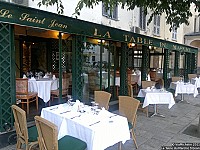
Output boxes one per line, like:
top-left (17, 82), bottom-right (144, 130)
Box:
top-left (41, 103), bottom-right (130, 150)
top-left (169, 81), bottom-right (198, 102)
top-left (28, 78), bottom-right (59, 103)
top-left (137, 88), bottom-right (175, 117)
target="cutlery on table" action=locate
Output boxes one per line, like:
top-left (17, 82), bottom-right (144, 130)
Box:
top-left (60, 110), bottom-right (71, 114)
top-left (70, 115), bottom-right (81, 119)
top-left (89, 121), bottom-right (100, 126)
top-left (109, 114), bottom-right (118, 118)
top-left (50, 107), bottom-right (58, 110)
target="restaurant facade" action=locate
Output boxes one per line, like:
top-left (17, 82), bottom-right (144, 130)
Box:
top-left (0, 1), bottom-right (198, 132)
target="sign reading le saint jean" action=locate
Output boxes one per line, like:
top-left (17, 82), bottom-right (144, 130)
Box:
top-left (0, 9), bottom-right (68, 29)
top-left (0, 4), bottom-right (197, 53)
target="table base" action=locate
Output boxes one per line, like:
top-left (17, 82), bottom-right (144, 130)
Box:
top-left (150, 104), bottom-right (165, 118)
top-left (177, 94), bottom-right (189, 103)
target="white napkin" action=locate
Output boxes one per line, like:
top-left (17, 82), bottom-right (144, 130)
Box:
top-left (23, 74), bottom-right (27, 78)
top-left (147, 74), bottom-right (151, 81)
top-left (43, 75), bottom-right (48, 78)
top-left (30, 77), bottom-right (36, 81)
top-left (52, 75), bottom-right (56, 80)
top-left (72, 100), bottom-right (80, 111)
top-left (146, 87), bottom-right (151, 91)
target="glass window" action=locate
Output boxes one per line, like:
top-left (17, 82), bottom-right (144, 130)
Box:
top-left (153, 15), bottom-right (160, 36)
top-left (172, 25), bottom-right (177, 40)
top-left (139, 8), bottom-right (146, 31)
top-left (194, 15), bottom-right (200, 33)
top-left (102, 3), bottom-right (118, 20)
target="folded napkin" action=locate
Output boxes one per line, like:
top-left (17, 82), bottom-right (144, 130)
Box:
top-left (147, 74), bottom-right (151, 81)
top-left (23, 74), bottom-right (27, 79)
top-left (43, 75), bottom-right (48, 78)
top-left (72, 100), bottom-right (81, 111)
top-left (29, 77), bottom-right (36, 81)
top-left (52, 75), bottom-right (56, 80)
top-left (146, 87), bottom-right (151, 91)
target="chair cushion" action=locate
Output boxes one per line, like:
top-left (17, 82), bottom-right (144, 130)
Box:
top-left (58, 135), bottom-right (87, 150)
top-left (128, 122), bottom-right (133, 130)
top-left (134, 97), bottom-right (145, 103)
top-left (28, 125), bottom-right (38, 142)
top-left (167, 88), bottom-right (175, 94)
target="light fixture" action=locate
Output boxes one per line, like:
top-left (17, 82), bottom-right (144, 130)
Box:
top-left (97, 39), bottom-right (106, 44)
top-left (131, 43), bottom-right (135, 47)
top-left (149, 45), bottom-right (152, 50)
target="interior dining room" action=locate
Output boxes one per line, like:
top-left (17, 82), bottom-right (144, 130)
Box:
top-left (14, 25), bottom-right (74, 120)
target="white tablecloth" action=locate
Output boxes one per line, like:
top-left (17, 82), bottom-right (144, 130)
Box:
top-left (191, 77), bottom-right (200, 88)
top-left (41, 103), bottom-right (130, 150)
top-left (28, 78), bottom-right (59, 103)
top-left (137, 89), bottom-right (175, 109)
top-left (170, 82), bottom-right (198, 97)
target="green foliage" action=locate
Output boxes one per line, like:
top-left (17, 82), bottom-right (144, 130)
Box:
top-left (33, 0), bottom-right (200, 30)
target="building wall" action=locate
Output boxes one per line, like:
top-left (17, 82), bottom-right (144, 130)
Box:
top-left (28, 1), bottom-right (190, 46)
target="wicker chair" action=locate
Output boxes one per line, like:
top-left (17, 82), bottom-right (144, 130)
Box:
top-left (141, 81), bottom-right (156, 89)
top-left (51, 78), bottom-right (69, 101)
top-left (94, 91), bottom-right (111, 110)
top-left (34, 116), bottom-right (87, 150)
top-left (11, 105), bottom-right (38, 150)
top-left (118, 96), bottom-right (140, 149)
top-left (171, 76), bottom-right (181, 82)
top-left (16, 78), bottom-right (38, 114)
top-left (128, 84), bottom-right (148, 117)
top-left (188, 74), bottom-right (197, 80)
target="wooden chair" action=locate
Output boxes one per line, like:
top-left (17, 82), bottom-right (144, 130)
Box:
top-left (128, 84), bottom-right (148, 117)
top-left (11, 105), bottom-right (38, 150)
top-left (51, 78), bottom-right (69, 101)
top-left (141, 81), bottom-right (156, 89)
top-left (94, 91), bottom-right (111, 110)
top-left (16, 78), bottom-right (38, 114)
top-left (188, 74), bottom-right (197, 80)
top-left (118, 96), bottom-right (140, 149)
top-left (34, 116), bottom-right (87, 150)
top-left (171, 76), bottom-right (181, 82)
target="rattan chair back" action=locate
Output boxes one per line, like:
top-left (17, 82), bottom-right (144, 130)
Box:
top-left (118, 96), bottom-right (140, 126)
top-left (51, 78), bottom-right (69, 101)
top-left (35, 116), bottom-right (58, 150)
top-left (141, 81), bottom-right (155, 89)
top-left (171, 76), bottom-right (181, 82)
top-left (94, 91), bottom-right (111, 110)
top-left (128, 84), bottom-right (133, 97)
top-left (188, 74), bottom-right (197, 80)
top-left (16, 78), bottom-right (38, 114)
top-left (118, 96), bottom-right (140, 149)
top-left (12, 105), bottom-right (38, 150)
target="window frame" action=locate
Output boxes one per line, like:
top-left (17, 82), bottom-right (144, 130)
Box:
top-left (102, 3), bottom-right (118, 20)
top-left (139, 7), bottom-right (146, 31)
top-left (172, 25), bottom-right (177, 41)
top-left (153, 15), bottom-right (160, 36)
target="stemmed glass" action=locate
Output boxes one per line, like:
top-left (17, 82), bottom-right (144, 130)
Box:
top-left (67, 95), bottom-right (73, 106)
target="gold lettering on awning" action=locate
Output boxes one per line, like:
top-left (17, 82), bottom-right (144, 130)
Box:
top-left (0, 9), bottom-right (12, 18)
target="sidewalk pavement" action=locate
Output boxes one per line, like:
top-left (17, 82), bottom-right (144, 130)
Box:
top-left (1, 94), bottom-right (200, 150)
